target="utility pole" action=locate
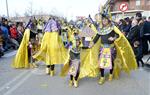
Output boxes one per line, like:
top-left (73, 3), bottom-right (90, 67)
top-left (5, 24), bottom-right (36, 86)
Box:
top-left (6, 0), bottom-right (9, 18)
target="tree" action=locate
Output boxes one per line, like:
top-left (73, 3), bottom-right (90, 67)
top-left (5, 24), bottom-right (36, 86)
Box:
top-left (14, 12), bottom-right (20, 18)
top-left (24, 2), bottom-right (34, 17)
top-left (24, 11), bottom-right (30, 17)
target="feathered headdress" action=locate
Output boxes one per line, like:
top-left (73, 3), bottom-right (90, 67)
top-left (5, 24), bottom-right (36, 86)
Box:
top-left (99, 0), bottom-right (112, 20)
top-left (25, 19), bottom-right (37, 33)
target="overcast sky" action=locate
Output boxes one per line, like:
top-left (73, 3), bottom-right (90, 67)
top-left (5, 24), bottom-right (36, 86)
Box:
top-left (0, 0), bottom-right (107, 19)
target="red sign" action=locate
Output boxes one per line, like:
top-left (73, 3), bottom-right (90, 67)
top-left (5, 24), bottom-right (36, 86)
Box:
top-left (119, 3), bottom-right (128, 12)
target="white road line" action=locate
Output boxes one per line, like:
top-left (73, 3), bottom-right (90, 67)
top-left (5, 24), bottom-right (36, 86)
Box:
top-left (3, 72), bottom-right (32, 95)
top-left (0, 70), bottom-right (29, 92)
top-left (31, 68), bottom-right (45, 75)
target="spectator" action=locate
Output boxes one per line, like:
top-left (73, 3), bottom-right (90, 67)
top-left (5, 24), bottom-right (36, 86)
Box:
top-left (3, 19), bottom-right (11, 35)
top-left (9, 24), bottom-right (19, 49)
top-left (135, 12), bottom-right (144, 56)
top-left (0, 19), bottom-right (10, 51)
top-left (130, 16), bottom-right (134, 22)
top-left (136, 12), bottom-right (150, 55)
top-left (127, 19), bottom-right (140, 46)
top-left (0, 25), bottom-right (3, 46)
top-left (0, 18), bottom-right (18, 51)
top-left (0, 24), bottom-right (4, 57)
top-left (148, 16), bottom-right (150, 22)
top-left (17, 22), bottom-right (24, 44)
top-left (10, 24), bottom-right (18, 40)
top-left (118, 19), bottom-right (127, 35)
top-left (142, 19), bottom-right (150, 55)
top-left (127, 19), bottom-right (144, 67)
top-left (142, 16), bottom-right (147, 22)
top-left (133, 41), bottom-right (144, 67)
top-left (124, 17), bottom-right (132, 35)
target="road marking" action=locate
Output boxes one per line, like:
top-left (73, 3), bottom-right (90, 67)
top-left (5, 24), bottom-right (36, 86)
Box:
top-left (31, 68), bottom-right (45, 75)
top-left (3, 72), bottom-right (32, 95)
top-left (0, 70), bottom-right (29, 92)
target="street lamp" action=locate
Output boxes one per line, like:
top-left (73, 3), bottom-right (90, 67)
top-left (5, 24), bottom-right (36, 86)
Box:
top-left (6, 0), bottom-right (9, 18)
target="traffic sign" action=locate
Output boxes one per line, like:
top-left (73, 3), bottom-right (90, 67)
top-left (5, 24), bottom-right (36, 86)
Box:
top-left (119, 3), bottom-right (128, 12)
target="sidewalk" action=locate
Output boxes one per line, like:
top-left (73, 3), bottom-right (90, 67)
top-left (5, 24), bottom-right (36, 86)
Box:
top-left (143, 54), bottom-right (150, 64)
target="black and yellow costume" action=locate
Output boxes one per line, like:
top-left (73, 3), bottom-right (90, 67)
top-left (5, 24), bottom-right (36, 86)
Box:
top-left (76, 3), bottom-right (137, 85)
top-left (78, 24), bottom-right (137, 83)
top-left (60, 28), bottom-right (83, 87)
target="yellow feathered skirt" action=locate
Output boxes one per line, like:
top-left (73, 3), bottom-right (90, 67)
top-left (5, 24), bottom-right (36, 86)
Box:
top-left (33, 32), bottom-right (69, 65)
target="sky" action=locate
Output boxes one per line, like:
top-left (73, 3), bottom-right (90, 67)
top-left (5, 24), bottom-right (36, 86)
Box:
top-left (0, 0), bottom-right (107, 20)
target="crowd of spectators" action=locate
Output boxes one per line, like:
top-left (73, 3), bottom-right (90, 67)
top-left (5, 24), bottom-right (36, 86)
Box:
top-left (117, 13), bottom-right (150, 67)
top-left (0, 17), bottom-right (25, 57)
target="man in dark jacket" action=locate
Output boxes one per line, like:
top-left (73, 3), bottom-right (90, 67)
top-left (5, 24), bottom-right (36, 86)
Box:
top-left (136, 13), bottom-right (150, 55)
top-left (142, 20), bottom-right (150, 55)
top-left (127, 19), bottom-right (140, 46)
top-left (127, 18), bottom-right (144, 67)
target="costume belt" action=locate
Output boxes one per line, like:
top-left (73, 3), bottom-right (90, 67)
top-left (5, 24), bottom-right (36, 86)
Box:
top-left (100, 44), bottom-right (114, 48)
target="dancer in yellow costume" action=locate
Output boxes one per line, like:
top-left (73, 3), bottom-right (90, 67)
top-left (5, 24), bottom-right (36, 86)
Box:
top-left (12, 19), bottom-right (38, 69)
top-left (33, 17), bottom-right (68, 76)
top-left (61, 36), bottom-right (82, 88)
top-left (60, 25), bottom-right (86, 88)
top-left (78, 5), bottom-right (137, 85)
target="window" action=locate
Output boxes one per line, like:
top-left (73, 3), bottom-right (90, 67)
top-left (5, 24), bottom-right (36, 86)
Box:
top-left (147, 0), bottom-right (150, 5)
top-left (136, 0), bottom-right (141, 6)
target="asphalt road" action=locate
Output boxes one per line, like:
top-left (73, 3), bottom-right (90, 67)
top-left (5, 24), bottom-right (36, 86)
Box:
top-left (0, 51), bottom-right (149, 95)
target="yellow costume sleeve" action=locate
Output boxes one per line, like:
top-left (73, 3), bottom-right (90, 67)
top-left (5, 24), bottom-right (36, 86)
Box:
top-left (60, 52), bottom-right (70, 77)
top-left (79, 25), bottom-right (100, 79)
top-left (113, 26), bottom-right (137, 79)
top-left (11, 29), bottom-right (30, 68)
top-left (79, 39), bottom-right (101, 79)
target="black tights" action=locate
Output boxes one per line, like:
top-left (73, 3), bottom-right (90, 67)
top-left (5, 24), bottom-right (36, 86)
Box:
top-left (100, 62), bottom-right (114, 77)
top-left (47, 65), bottom-right (55, 70)
top-left (28, 47), bottom-right (35, 63)
top-left (137, 58), bottom-right (144, 67)
top-left (70, 72), bottom-right (79, 81)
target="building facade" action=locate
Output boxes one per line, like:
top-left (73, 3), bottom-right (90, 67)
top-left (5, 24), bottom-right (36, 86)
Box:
top-left (110, 0), bottom-right (150, 19)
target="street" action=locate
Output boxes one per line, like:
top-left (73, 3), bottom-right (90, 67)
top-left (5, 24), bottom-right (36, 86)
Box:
top-left (0, 51), bottom-right (150, 95)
